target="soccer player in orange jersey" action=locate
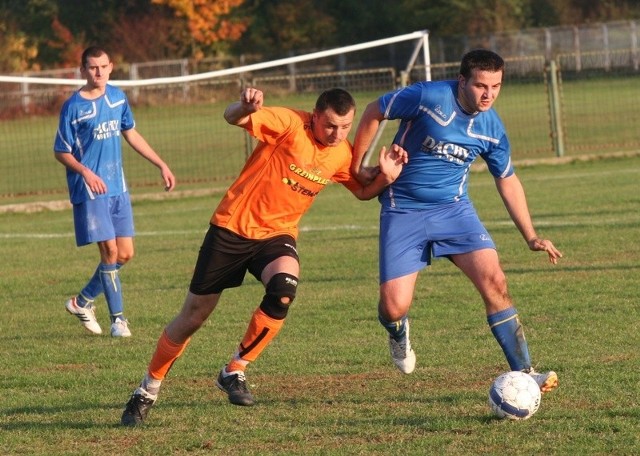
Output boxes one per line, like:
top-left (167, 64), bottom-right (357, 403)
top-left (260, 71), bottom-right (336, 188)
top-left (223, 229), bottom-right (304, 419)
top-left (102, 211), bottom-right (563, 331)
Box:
top-left (121, 87), bottom-right (407, 426)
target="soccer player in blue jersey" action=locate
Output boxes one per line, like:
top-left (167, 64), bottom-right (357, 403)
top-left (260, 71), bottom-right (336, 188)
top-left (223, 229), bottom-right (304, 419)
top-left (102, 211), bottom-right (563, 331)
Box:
top-left (54, 46), bottom-right (176, 337)
top-left (351, 49), bottom-right (562, 393)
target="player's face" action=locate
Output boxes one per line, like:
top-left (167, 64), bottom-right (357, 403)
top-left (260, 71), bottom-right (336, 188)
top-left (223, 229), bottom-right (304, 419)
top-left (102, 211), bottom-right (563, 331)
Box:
top-left (457, 69), bottom-right (503, 113)
top-left (81, 54), bottom-right (113, 90)
top-left (311, 108), bottom-right (355, 147)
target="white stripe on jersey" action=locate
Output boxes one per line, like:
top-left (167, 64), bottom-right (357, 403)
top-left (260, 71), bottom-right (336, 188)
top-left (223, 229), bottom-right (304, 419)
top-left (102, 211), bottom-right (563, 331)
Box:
top-left (467, 118), bottom-right (500, 144)
top-left (423, 106), bottom-right (456, 126)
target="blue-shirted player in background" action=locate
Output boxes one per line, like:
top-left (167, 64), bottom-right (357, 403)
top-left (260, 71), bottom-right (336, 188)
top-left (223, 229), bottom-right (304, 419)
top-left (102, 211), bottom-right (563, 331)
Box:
top-left (351, 49), bottom-right (562, 393)
top-left (54, 46), bottom-right (176, 337)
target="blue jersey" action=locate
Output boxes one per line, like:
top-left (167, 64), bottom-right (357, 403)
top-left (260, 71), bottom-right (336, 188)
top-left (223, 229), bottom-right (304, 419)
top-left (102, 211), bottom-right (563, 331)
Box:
top-left (378, 80), bottom-right (513, 209)
top-left (54, 84), bottom-right (135, 204)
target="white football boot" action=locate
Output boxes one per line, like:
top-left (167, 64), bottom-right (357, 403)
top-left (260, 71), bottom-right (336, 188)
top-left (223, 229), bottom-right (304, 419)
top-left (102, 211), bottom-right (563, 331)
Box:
top-left (388, 320), bottom-right (416, 374)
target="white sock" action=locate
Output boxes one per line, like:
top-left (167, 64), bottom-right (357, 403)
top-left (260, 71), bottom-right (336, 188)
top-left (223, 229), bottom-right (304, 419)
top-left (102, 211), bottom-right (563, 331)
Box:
top-left (142, 374), bottom-right (162, 395)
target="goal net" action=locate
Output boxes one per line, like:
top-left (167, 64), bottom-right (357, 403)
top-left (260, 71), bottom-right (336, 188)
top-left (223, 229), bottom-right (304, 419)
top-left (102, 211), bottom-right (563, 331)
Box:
top-left (0, 31), bottom-right (430, 202)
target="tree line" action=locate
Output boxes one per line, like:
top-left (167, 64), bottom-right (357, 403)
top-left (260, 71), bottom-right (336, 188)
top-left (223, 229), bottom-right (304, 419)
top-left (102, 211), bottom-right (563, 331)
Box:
top-left (1, 0), bottom-right (639, 72)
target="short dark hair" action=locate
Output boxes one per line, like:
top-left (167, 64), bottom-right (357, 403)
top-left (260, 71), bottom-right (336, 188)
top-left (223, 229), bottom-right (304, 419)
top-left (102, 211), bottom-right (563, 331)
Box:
top-left (81, 46), bottom-right (109, 68)
top-left (459, 49), bottom-right (504, 79)
top-left (314, 88), bottom-right (356, 116)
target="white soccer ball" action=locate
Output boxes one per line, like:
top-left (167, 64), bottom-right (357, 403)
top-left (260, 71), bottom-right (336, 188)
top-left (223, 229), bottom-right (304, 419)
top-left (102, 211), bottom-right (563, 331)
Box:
top-left (488, 371), bottom-right (541, 420)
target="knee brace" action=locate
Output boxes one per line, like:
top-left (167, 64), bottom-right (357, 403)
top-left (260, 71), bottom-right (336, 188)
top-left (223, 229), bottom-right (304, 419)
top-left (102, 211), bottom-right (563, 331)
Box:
top-left (259, 273), bottom-right (298, 320)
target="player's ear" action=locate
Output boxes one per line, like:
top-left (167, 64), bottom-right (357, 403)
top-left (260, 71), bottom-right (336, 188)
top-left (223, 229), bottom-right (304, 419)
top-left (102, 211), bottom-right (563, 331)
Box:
top-left (311, 109), bottom-right (320, 127)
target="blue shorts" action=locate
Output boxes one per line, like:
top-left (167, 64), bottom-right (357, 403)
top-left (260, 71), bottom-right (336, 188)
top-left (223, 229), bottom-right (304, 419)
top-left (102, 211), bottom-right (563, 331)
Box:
top-left (379, 201), bottom-right (495, 283)
top-left (72, 193), bottom-right (135, 246)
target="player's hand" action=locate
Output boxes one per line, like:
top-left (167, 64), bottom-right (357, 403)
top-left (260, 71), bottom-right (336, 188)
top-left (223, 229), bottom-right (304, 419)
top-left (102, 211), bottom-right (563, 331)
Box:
top-left (528, 237), bottom-right (563, 264)
top-left (161, 165), bottom-right (176, 192)
top-left (82, 169), bottom-right (107, 194)
top-left (240, 87), bottom-right (264, 113)
top-left (378, 144), bottom-right (408, 183)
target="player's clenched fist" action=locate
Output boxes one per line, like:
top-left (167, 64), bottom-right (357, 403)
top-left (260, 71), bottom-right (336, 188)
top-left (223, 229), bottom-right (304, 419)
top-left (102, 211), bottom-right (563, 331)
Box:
top-left (240, 88), bottom-right (263, 112)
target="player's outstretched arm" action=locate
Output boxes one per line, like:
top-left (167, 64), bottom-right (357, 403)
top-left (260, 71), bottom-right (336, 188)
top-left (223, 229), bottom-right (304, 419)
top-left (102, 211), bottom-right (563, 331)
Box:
top-left (495, 174), bottom-right (563, 264)
top-left (224, 87), bottom-right (264, 126)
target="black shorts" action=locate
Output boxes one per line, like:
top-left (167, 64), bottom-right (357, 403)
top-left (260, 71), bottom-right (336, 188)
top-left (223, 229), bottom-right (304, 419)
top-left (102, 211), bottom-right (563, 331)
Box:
top-left (189, 225), bottom-right (299, 295)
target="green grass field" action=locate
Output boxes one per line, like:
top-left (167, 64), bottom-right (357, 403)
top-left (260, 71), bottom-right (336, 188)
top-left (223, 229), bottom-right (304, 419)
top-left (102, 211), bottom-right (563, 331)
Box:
top-left (1, 155), bottom-right (638, 454)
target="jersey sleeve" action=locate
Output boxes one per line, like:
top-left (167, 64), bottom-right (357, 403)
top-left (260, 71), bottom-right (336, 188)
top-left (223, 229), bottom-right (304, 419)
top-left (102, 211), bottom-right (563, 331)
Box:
top-left (53, 100), bottom-right (75, 153)
top-left (119, 92), bottom-right (135, 131)
top-left (246, 107), bottom-right (301, 144)
top-left (330, 144), bottom-right (365, 194)
top-left (379, 84), bottom-right (423, 121)
top-left (481, 132), bottom-right (514, 178)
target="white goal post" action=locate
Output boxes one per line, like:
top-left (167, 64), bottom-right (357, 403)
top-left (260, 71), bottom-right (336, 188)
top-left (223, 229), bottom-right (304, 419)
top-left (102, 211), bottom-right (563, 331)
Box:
top-left (0, 30), bottom-right (430, 87)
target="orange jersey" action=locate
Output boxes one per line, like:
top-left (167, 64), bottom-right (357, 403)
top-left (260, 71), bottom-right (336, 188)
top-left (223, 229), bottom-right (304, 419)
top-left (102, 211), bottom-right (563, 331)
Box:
top-left (211, 107), bottom-right (361, 240)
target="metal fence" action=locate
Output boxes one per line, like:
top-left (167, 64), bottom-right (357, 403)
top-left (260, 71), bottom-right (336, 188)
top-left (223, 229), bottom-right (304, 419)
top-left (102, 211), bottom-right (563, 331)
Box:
top-left (431, 20), bottom-right (639, 65)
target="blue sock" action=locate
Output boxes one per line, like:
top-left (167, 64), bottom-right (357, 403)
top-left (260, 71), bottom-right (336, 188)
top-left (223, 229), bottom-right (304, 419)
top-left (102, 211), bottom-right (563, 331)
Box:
top-left (487, 307), bottom-right (531, 371)
top-left (77, 263), bottom-right (123, 307)
top-left (99, 263), bottom-right (125, 323)
top-left (378, 314), bottom-right (408, 342)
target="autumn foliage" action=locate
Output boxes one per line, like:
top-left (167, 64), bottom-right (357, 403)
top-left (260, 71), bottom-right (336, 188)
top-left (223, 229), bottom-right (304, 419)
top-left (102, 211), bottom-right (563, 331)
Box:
top-left (152, 0), bottom-right (248, 45)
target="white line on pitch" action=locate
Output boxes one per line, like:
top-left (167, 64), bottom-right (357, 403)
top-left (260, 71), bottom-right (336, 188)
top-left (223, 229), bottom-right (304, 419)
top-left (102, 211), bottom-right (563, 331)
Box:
top-left (1, 216), bottom-right (638, 240)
